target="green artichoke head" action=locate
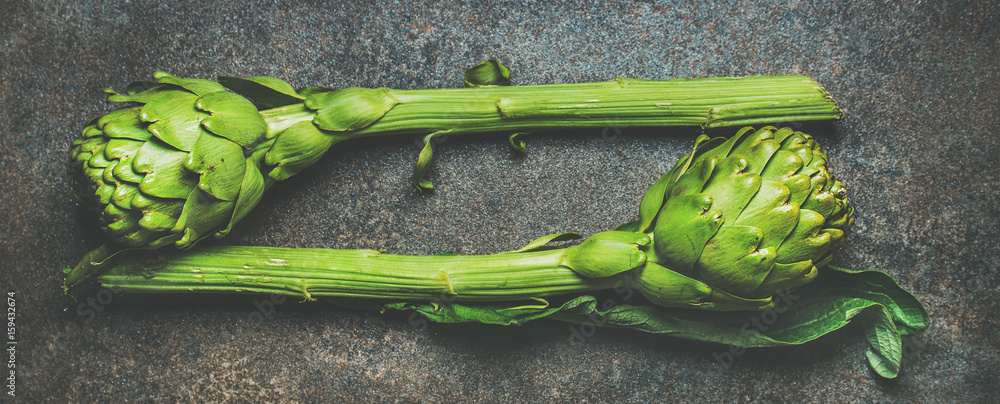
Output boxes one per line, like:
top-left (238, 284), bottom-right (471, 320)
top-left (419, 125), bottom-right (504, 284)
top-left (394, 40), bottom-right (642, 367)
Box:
top-left (69, 72), bottom-right (397, 252)
top-left (631, 126), bottom-right (854, 311)
top-left (69, 72), bottom-right (278, 249)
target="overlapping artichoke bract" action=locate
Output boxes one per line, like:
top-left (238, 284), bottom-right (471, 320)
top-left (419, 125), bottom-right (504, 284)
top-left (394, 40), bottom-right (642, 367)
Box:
top-left (69, 72), bottom-right (366, 250)
top-left (628, 126), bottom-right (854, 311)
top-left (69, 72), bottom-right (278, 249)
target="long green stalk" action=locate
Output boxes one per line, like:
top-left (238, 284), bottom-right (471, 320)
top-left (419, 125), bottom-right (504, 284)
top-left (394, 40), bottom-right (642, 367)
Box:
top-left (260, 75), bottom-right (842, 138)
top-left (99, 246), bottom-right (618, 302)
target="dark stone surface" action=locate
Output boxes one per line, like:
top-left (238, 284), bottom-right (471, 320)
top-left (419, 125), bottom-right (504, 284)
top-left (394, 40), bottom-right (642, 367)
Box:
top-left (2, 0), bottom-right (997, 401)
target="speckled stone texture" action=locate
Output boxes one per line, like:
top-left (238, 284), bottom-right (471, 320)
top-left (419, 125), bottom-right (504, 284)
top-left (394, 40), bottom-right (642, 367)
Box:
top-left (2, 0), bottom-right (997, 402)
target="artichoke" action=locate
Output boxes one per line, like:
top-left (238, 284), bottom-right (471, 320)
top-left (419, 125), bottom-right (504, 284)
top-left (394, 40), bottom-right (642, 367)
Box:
top-left (630, 126), bottom-right (855, 310)
top-left (69, 72), bottom-right (274, 250)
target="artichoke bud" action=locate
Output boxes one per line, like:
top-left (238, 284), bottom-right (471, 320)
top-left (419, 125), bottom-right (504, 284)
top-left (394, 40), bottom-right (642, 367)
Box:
top-left (264, 121), bottom-right (344, 181)
top-left (257, 87), bottom-right (401, 181)
top-left (305, 87), bottom-right (398, 132)
top-left (70, 73), bottom-right (408, 250)
top-left (70, 72), bottom-right (273, 250)
top-left (464, 60), bottom-right (512, 87)
top-left (635, 262), bottom-right (774, 311)
top-left (562, 231), bottom-right (650, 278)
top-left (636, 126), bottom-right (854, 311)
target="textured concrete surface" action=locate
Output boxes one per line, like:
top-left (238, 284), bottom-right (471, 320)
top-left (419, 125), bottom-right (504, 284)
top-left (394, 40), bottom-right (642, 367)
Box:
top-left (2, 0), bottom-right (998, 402)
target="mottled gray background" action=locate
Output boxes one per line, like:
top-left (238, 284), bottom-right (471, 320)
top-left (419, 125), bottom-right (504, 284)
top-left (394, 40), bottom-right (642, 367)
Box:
top-left (2, 0), bottom-right (997, 402)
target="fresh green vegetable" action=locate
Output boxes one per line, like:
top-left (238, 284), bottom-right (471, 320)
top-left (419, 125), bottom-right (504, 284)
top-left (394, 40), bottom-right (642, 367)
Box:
top-left (85, 127), bottom-right (927, 378)
top-left (68, 61), bottom-right (842, 262)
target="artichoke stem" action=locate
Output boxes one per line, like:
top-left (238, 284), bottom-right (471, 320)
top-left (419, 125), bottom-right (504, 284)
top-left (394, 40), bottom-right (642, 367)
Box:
top-left (63, 243), bottom-right (128, 292)
top-left (259, 75), bottom-right (843, 141)
top-left (98, 246), bottom-right (620, 302)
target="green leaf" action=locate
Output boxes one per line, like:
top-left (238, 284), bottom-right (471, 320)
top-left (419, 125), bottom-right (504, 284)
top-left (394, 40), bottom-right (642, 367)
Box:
top-left (137, 210), bottom-right (179, 232)
top-left (383, 266), bottom-right (927, 378)
top-left (563, 231), bottom-right (650, 278)
top-left (133, 139), bottom-right (198, 199)
top-left (138, 90), bottom-right (207, 152)
top-left (508, 132), bottom-right (528, 152)
top-left (464, 60), bottom-right (512, 87)
top-left (196, 91), bottom-right (269, 150)
top-left (184, 132), bottom-right (246, 201)
top-left (383, 295), bottom-right (596, 326)
top-left (124, 80), bottom-right (158, 95)
top-left (862, 307), bottom-right (903, 378)
top-left (634, 262), bottom-right (773, 311)
top-left (98, 108), bottom-right (151, 142)
top-left (171, 189), bottom-right (236, 249)
top-left (264, 121), bottom-right (340, 181)
top-left (637, 135), bottom-right (717, 233)
top-left (218, 75), bottom-right (305, 109)
top-left (296, 86), bottom-right (335, 97)
top-left (306, 87), bottom-right (398, 132)
top-left (508, 232), bottom-right (581, 253)
top-left (652, 193), bottom-right (722, 272)
top-left (152, 71), bottom-right (226, 96)
top-left (224, 156), bottom-right (266, 236)
top-left (63, 243), bottom-right (129, 291)
top-left (410, 132), bottom-right (446, 192)
top-left (614, 220), bottom-right (642, 232)
top-left (636, 170), bottom-right (673, 232)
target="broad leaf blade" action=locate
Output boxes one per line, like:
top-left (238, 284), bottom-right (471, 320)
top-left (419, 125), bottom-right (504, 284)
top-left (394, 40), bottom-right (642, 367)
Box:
top-left (218, 75), bottom-right (305, 109)
top-left (382, 296), bottom-right (592, 326)
top-left (508, 232), bottom-right (581, 253)
top-left (383, 266), bottom-right (928, 379)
